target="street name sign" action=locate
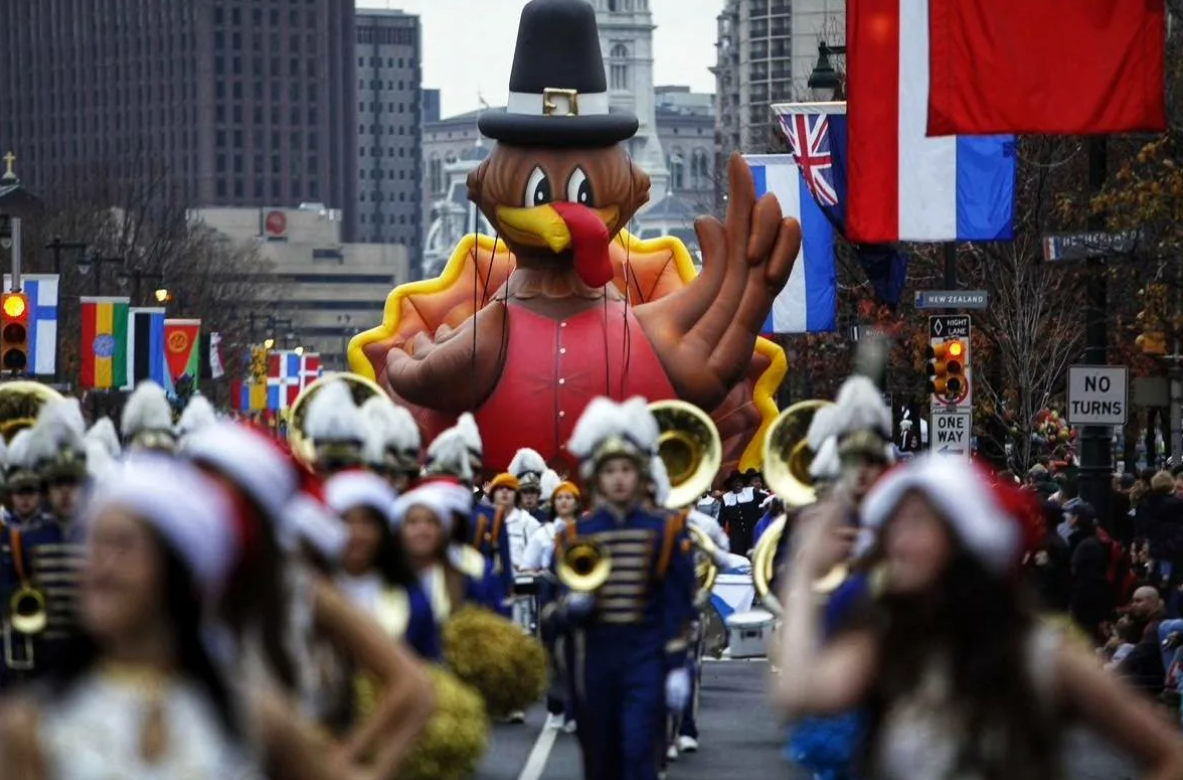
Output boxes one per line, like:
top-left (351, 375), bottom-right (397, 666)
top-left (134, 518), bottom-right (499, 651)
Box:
top-left (931, 409), bottom-right (972, 458)
top-left (1067, 365), bottom-right (1129, 426)
top-left (914, 290), bottom-right (989, 310)
top-left (1042, 229), bottom-right (1144, 262)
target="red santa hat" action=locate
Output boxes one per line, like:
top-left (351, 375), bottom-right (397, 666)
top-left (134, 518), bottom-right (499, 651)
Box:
top-left (861, 453), bottom-right (1034, 575)
top-left (182, 421), bottom-right (299, 525)
top-left (391, 481), bottom-right (456, 533)
top-left (82, 454), bottom-right (238, 601)
top-left (325, 470), bottom-right (397, 527)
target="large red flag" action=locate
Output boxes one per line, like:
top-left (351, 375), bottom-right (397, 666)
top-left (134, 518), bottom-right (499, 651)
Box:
top-left (927, 0), bottom-right (1166, 136)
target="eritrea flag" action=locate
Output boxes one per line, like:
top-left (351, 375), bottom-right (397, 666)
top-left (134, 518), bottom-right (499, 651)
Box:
top-left (79, 296), bottom-right (130, 389)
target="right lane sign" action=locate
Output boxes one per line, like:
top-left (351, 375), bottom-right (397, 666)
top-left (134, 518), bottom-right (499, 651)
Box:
top-left (1067, 365), bottom-right (1129, 426)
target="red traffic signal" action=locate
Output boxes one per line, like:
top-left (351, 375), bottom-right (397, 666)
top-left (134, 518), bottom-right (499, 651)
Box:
top-left (1, 292), bottom-right (30, 372)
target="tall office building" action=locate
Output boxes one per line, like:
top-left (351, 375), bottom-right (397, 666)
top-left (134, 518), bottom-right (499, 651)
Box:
top-left (0, 0), bottom-right (358, 239)
top-left (592, 0), bottom-right (669, 200)
top-left (712, 0), bottom-right (843, 204)
top-left (355, 9), bottom-right (423, 271)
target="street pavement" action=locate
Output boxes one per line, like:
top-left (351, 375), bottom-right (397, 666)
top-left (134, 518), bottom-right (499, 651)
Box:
top-left (474, 659), bottom-right (1143, 780)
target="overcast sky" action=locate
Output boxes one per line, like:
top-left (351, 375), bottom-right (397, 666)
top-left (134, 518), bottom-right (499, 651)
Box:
top-left (355, 0), bottom-right (722, 117)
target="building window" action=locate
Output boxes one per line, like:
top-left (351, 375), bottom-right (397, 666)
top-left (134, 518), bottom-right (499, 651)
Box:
top-left (609, 44), bottom-right (629, 90)
top-left (429, 155), bottom-right (443, 194)
top-left (669, 149), bottom-right (685, 190)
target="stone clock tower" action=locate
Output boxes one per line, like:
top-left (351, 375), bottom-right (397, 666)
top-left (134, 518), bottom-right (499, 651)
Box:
top-left (592, 0), bottom-right (670, 203)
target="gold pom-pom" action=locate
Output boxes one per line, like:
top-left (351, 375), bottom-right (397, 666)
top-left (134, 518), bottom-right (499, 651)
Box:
top-left (443, 606), bottom-right (548, 715)
top-left (398, 667), bottom-right (490, 780)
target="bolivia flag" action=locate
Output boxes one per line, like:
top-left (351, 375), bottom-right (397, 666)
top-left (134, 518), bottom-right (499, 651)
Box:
top-left (80, 296), bottom-right (130, 389)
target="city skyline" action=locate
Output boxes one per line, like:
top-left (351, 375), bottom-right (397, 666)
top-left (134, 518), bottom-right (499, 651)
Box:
top-left (355, 0), bottom-right (721, 117)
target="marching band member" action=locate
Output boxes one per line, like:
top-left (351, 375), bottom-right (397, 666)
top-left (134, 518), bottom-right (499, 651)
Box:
top-left (359, 395), bottom-right (421, 493)
top-left (183, 421), bottom-right (433, 779)
top-left (548, 397), bottom-right (697, 780)
top-left (304, 379), bottom-right (366, 477)
top-left (524, 470), bottom-right (581, 731)
top-left (326, 469), bottom-right (441, 661)
top-left (505, 449), bottom-right (547, 633)
top-left (647, 456), bottom-right (733, 762)
top-left (510, 448), bottom-right (548, 523)
top-left (775, 375), bottom-right (894, 780)
top-left (0, 415), bottom-right (82, 689)
top-left (120, 381), bottom-right (177, 453)
top-left (0, 456), bottom-right (268, 779)
top-left (3, 430), bottom-right (46, 528)
top-left (27, 398), bottom-right (88, 533)
top-left (176, 394), bottom-right (219, 447)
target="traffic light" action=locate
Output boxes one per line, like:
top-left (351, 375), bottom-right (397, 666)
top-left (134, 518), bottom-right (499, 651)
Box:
top-left (1136, 330), bottom-right (1168, 356)
top-left (0, 292), bottom-right (30, 372)
top-left (1135, 283), bottom-right (1170, 357)
top-left (927, 339), bottom-right (969, 404)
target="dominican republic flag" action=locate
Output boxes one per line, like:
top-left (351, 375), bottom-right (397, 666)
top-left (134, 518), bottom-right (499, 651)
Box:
top-left (299, 353), bottom-right (322, 390)
top-left (267, 350), bottom-right (302, 410)
top-left (3, 274), bottom-right (59, 376)
top-left (744, 154), bottom-right (837, 334)
top-left (846, 0), bottom-right (1016, 244)
top-left (771, 104), bottom-right (909, 309)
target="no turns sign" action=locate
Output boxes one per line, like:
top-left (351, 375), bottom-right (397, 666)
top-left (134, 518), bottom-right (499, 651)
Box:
top-left (1067, 365), bottom-right (1128, 426)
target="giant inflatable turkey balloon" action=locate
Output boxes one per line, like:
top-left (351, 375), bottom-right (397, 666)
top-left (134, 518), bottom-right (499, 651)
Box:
top-left (350, 0), bottom-right (802, 475)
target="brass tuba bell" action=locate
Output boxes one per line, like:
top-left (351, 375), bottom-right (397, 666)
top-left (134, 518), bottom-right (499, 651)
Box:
top-left (753, 399), bottom-right (844, 615)
top-left (557, 539), bottom-right (611, 593)
top-left (287, 372), bottom-right (389, 466)
top-left (0, 380), bottom-right (66, 443)
top-left (762, 399), bottom-right (835, 509)
top-left (649, 400), bottom-right (722, 511)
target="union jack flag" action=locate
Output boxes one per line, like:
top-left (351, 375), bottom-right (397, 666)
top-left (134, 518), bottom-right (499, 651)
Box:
top-left (778, 113), bottom-right (838, 207)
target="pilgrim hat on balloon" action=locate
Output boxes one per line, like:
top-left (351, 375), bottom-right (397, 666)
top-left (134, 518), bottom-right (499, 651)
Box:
top-left (478, 0), bottom-right (639, 148)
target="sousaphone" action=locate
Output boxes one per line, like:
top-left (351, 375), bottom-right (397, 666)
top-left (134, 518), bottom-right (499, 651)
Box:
top-left (287, 372), bottom-right (388, 466)
top-left (650, 400), bottom-right (723, 592)
top-left (752, 399), bottom-right (841, 615)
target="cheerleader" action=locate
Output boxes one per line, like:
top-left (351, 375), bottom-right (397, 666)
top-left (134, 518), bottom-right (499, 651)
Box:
top-left (396, 481), bottom-right (497, 621)
top-left (0, 456), bottom-right (265, 778)
top-left (777, 454), bottom-right (1183, 780)
top-left (183, 421), bottom-right (433, 780)
top-left (326, 469), bottom-right (441, 661)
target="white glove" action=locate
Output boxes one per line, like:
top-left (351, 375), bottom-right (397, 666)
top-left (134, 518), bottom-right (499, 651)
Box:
top-left (565, 592), bottom-right (595, 620)
top-left (665, 668), bottom-right (691, 711)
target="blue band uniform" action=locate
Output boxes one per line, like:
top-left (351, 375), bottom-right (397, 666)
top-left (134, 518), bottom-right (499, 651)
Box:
top-left (548, 507), bottom-right (696, 780)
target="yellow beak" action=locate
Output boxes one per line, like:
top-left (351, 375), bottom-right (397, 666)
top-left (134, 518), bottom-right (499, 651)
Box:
top-left (495, 205), bottom-right (621, 252)
top-left (496, 205), bottom-right (571, 252)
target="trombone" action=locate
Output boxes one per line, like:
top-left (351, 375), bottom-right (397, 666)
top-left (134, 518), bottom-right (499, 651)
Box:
top-left (752, 399), bottom-right (848, 615)
top-left (557, 539), bottom-right (611, 593)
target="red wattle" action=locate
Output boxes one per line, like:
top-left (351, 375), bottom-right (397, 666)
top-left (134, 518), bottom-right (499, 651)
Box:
top-left (550, 201), bottom-right (613, 288)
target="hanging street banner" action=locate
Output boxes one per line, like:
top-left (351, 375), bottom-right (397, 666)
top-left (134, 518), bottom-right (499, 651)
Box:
top-left (163, 318), bottom-right (201, 383)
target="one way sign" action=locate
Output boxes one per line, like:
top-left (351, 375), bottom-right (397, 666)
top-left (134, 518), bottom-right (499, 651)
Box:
top-left (931, 409), bottom-right (972, 459)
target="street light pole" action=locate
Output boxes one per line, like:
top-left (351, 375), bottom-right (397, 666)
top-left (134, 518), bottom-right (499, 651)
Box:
top-left (1077, 137), bottom-right (1112, 521)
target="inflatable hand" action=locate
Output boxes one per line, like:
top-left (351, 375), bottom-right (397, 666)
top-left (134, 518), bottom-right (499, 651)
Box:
top-left (635, 153), bottom-right (800, 410)
top-left (665, 668), bottom-right (691, 711)
top-left (383, 303), bottom-right (508, 413)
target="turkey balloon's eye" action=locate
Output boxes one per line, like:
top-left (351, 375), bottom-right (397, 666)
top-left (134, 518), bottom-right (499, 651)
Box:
top-left (524, 167), bottom-right (552, 207)
top-left (566, 167), bottom-right (595, 206)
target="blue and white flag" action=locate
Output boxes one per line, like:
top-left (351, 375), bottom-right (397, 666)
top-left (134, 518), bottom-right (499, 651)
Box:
top-left (743, 155), bottom-right (837, 333)
top-left (3, 274), bottom-right (59, 376)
